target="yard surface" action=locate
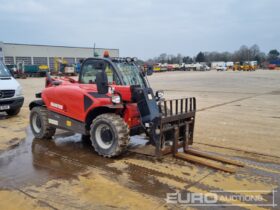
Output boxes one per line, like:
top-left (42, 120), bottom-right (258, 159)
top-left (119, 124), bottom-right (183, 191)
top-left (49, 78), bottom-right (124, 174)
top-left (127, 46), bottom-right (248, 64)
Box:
top-left (0, 70), bottom-right (279, 209)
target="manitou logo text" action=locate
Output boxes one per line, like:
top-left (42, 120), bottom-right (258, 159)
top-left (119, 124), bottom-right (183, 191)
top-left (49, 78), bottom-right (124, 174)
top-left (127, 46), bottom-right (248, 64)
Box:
top-left (50, 102), bottom-right (63, 110)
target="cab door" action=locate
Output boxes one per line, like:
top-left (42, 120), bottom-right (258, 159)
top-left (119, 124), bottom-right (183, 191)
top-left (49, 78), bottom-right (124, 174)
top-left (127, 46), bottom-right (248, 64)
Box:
top-left (79, 59), bottom-right (106, 84)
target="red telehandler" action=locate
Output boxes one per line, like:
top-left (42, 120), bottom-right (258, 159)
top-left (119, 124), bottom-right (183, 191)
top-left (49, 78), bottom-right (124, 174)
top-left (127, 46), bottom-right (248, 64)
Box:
top-left (29, 55), bottom-right (243, 173)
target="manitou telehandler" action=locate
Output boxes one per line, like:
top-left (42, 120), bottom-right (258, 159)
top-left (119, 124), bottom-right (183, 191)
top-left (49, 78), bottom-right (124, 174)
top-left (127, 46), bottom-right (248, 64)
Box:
top-left (29, 54), bottom-right (244, 173)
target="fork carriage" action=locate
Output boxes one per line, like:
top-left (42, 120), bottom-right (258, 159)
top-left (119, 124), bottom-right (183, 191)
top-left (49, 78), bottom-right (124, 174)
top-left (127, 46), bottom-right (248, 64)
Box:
top-left (156, 97), bottom-right (196, 157)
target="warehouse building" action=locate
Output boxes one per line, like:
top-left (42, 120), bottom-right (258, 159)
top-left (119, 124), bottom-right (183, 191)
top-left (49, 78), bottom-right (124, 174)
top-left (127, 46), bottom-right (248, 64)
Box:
top-left (0, 41), bottom-right (119, 70)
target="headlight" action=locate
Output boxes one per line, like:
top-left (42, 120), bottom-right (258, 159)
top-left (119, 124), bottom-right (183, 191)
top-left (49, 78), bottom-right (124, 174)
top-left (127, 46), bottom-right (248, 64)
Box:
top-left (156, 90), bottom-right (164, 99)
top-left (15, 86), bottom-right (23, 96)
top-left (112, 95), bottom-right (121, 104)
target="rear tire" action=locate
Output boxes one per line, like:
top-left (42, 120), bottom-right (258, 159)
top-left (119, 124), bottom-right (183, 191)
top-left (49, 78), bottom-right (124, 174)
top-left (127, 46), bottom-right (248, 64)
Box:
top-left (90, 113), bottom-right (129, 157)
top-left (30, 106), bottom-right (56, 139)
top-left (6, 108), bottom-right (21, 116)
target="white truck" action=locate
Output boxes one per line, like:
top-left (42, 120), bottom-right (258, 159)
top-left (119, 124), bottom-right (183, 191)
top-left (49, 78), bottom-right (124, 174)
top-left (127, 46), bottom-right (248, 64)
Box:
top-left (181, 63), bottom-right (210, 71)
top-left (211, 62), bottom-right (227, 71)
top-left (216, 65), bottom-right (227, 71)
top-left (0, 60), bottom-right (24, 116)
top-left (64, 66), bottom-right (76, 75)
top-left (211, 62), bottom-right (224, 69)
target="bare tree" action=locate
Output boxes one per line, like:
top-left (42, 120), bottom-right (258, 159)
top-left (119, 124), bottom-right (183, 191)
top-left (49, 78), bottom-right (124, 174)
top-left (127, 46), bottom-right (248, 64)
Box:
top-left (268, 49), bottom-right (280, 61)
top-left (146, 44), bottom-right (269, 65)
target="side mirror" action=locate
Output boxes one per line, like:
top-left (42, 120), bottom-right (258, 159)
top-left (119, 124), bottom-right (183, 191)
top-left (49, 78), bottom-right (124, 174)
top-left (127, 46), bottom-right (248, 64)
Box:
top-left (146, 66), bottom-right (153, 76)
top-left (96, 70), bottom-right (108, 94)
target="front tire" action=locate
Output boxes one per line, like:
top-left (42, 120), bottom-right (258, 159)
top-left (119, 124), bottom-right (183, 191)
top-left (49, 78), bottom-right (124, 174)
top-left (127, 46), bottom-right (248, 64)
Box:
top-left (30, 106), bottom-right (56, 139)
top-left (90, 113), bottom-right (129, 157)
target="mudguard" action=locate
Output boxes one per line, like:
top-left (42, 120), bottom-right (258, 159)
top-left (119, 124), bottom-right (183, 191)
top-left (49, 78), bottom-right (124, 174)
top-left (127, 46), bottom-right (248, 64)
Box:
top-left (29, 100), bottom-right (45, 110)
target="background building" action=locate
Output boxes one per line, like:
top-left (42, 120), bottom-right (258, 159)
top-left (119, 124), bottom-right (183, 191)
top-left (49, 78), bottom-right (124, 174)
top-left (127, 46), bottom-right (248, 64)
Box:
top-left (0, 41), bottom-right (119, 70)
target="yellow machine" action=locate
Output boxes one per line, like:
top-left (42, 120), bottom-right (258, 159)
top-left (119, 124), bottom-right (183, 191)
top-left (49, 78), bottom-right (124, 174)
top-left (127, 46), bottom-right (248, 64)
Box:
top-left (242, 61), bottom-right (257, 71)
top-left (54, 57), bottom-right (68, 73)
top-left (39, 65), bottom-right (49, 71)
top-left (227, 66), bottom-right (232, 70)
top-left (242, 62), bottom-right (250, 71)
top-left (248, 64), bottom-right (256, 71)
top-left (233, 62), bottom-right (257, 71)
top-left (53, 57), bottom-right (76, 75)
top-left (233, 62), bottom-right (240, 71)
top-left (153, 64), bottom-right (161, 72)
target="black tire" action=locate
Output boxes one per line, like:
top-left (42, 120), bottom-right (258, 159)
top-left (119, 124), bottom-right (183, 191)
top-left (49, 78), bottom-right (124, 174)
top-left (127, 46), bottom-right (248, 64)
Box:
top-left (6, 108), bottom-right (21, 116)
top-left (90, 113), bottom-right (129, 157)
top-left (30, 106), bottom-right (56, 139)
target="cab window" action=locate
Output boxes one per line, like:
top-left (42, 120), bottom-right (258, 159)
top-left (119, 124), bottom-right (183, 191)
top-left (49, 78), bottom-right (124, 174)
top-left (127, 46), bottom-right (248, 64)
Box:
top-left (105, 63), bottom-right (120, 85)
top-left (80, 60), bottom-right (120, 85)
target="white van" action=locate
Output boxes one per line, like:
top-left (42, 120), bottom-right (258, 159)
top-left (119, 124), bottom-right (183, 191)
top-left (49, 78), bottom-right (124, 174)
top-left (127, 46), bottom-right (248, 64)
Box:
top-left (0, 60), bottom-right (24, 116)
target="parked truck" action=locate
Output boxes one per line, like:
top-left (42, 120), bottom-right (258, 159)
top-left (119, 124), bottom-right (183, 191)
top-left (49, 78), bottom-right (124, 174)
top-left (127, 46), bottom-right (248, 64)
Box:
top-left (182, 63), bottom-right (210, 71)
top-left (24, 65), bottom-right (49, 77)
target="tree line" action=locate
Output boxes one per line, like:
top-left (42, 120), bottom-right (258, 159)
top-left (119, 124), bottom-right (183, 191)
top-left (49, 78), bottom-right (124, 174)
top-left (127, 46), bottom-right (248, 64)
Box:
top-left (146, 45), bottom-right (280, 64)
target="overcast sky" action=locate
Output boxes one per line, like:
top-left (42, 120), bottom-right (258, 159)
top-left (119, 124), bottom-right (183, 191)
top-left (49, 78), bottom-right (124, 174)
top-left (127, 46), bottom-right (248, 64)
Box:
top-left (0, 0), bottom-right (279, 59)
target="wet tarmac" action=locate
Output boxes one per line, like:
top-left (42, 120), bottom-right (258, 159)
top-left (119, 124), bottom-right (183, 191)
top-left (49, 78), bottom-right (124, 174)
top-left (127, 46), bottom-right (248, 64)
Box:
top-left (0, 129), bottom-right (124, 189)
top-left (0, 128), bottom-right (280, 209)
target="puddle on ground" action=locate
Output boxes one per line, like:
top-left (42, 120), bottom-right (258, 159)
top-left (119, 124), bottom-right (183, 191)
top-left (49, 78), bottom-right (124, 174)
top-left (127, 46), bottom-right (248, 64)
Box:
top-left (0, 128), bottom-right (115, 189)
top-left (0, 127), bottom-right (279, 209)
top-left (0, 128), bottom-right (157, 190)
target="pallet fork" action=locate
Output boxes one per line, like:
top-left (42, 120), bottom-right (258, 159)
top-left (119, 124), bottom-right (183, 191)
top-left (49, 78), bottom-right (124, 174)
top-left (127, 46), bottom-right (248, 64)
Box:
top-left (132, 98), bottom-right (244, 173)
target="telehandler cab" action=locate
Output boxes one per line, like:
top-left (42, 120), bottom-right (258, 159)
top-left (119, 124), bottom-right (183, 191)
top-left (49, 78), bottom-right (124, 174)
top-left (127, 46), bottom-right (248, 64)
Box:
top-left (29, 55), bottom-right (244, 173)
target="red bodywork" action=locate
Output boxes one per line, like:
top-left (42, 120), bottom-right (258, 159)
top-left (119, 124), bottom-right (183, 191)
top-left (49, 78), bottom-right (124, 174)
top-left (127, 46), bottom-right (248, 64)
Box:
top-left (167, 65), bottom-right (174, 71)
top-left (43, 77), bottom-right (141, 129)
top-left (268, 64), bottom-right (276, 70)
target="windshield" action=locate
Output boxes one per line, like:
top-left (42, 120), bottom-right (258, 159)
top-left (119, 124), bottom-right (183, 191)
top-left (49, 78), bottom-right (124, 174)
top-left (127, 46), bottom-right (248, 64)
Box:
top-left (116, 63), bottom-right (146, 88)
top-left (0, 61), bottom-right (11, 77)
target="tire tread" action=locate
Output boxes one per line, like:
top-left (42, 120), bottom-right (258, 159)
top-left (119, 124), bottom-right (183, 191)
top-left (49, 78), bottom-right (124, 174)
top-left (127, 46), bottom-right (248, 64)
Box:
top-left (30, 106), bottom-right (56, 139)
top-left (90, 113), bottom-right (129, 157)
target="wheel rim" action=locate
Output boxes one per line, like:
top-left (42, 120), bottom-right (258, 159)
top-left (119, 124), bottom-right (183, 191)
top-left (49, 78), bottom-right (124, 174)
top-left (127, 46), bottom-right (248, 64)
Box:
top-left (95, 124), bottom-right (114, 149)
top-left (32, 113), bottom-right (42, 133)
